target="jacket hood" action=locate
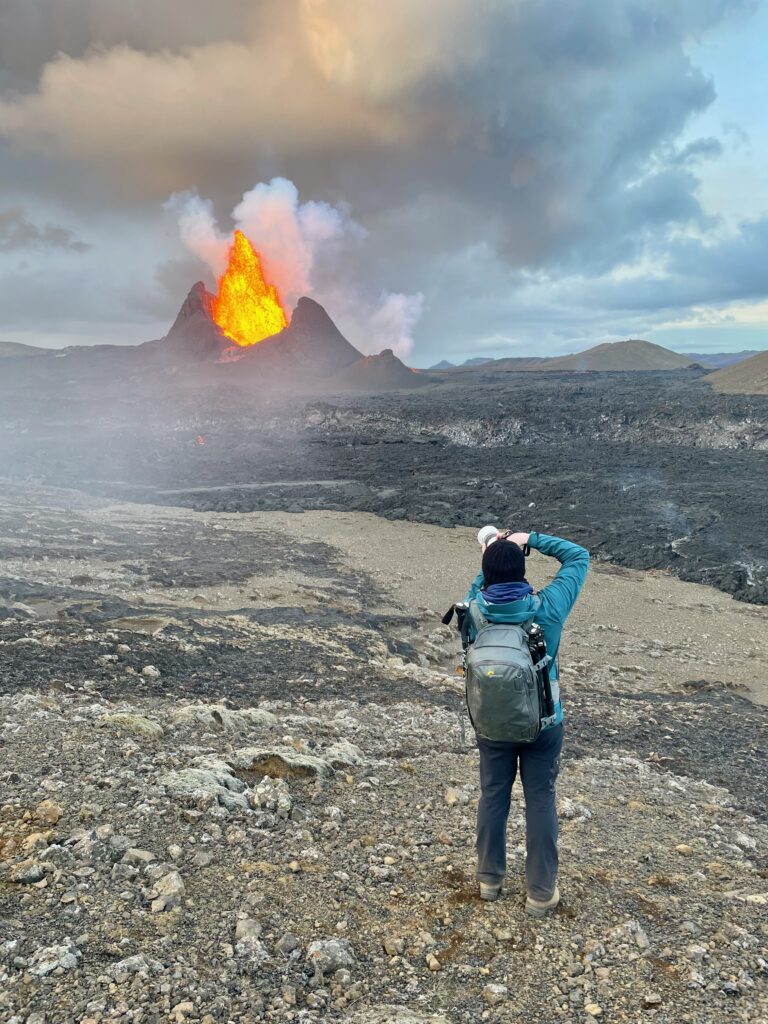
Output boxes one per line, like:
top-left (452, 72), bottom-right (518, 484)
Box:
top-left (475, 591), bottom-right (539, 624)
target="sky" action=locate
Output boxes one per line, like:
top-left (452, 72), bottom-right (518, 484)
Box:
top-left (1, 0), bottom-right (767, 367)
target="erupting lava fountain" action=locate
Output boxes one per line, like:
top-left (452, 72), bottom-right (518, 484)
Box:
top-left (211, 231), bottom-right (288, 347)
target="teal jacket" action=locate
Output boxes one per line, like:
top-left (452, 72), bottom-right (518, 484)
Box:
top-left (464, 532), bottom-right (590, 727)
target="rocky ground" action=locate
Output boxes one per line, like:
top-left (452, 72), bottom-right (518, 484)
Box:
top-left (1, 486), bottom-right (766, 1024)
top-left (2, 371), bottom-right (767, 604)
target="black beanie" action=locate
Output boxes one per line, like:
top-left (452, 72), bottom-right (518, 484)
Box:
top-left (482, 539), bottom-right (526, 586)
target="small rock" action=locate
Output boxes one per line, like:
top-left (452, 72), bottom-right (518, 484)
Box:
top-left (483, 983), bottom-right (508, 1006)
top-left (307, 938), bottom-right (355, 974)
top-left (110, 953), bottom-right (164, 984)
top-left (383, 935), bottom-right (406, 956)
top-left (584, 1004), bottom-right (603, 1017)
top-left (235, 935), bottom-right (270, 965)
top-left (559, 796), bottom-right (592, 821)
top-left (250, 775), bottom-right (293, 817)
top-left (170, 1001), bottom-right (194, 1023)
top-left (276, 932), bottom-right (300, 954)
top-left (150, 870), bottom-right (185, 913)
top-left (733, 831), bottom-right (757, 851)
top-left (426, 953), bottom-right (441, 971)
top-left (122, 847), bottom-right (155, 866)
top-left (686, 943), bottom-right (707, 963)
top-left (643, 992), bottom-right (663, 1007)
top-left (28, 940), bottom-right (80, 976)
top-left (10, 860), bottom-right (45, 884)
top-left (34, 799), bottom-right (63, 825)
top-left (235, 917), bottom-right (262, 941)
top-left (141, 664), bottom-right (161, 679)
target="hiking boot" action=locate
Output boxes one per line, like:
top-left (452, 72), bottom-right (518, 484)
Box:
top-left (479, 882), bottom-right (502, 902)
top-left (525, 885), bottom-right (560, 917)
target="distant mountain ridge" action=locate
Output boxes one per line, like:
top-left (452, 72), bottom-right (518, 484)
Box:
top-left (431, 339), bottom-right (701, 374)
top-left (428, 356), bottom-right (495, 370)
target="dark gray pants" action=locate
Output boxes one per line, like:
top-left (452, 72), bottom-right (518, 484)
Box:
top-left (476, 723), bottom-right (563, 899)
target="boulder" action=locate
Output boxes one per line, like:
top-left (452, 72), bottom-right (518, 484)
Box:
top-left (323, 740), bottom-right (365, 769)
top-left (229, 746), bottom-right (332, 779)
top-left (160, 758), bottom-right (249, 811)
top-left (101, 713), bottom-right (164, 740)
top-left (170, 704), bottom-right (277, 735)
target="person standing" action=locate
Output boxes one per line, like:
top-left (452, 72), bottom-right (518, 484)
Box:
top-left (464, 530), bottom-right (589, 915)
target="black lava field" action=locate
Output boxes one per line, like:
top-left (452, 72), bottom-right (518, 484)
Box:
top-left (2, 369), bottom-right (767, 603)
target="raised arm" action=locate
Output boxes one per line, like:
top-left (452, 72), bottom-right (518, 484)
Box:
top-left (528, 531), bottom-right (589, 624)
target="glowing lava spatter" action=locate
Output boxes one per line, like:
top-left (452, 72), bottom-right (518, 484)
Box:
top-left (212, 230), bottom-right (288, 346)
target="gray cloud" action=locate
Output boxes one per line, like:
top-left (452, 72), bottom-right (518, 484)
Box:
top-left (672, 138), bottom-right (724, 164)
top-left (0, 206), bottom-right (90, 252)
top-left (0, 0), bottom-right (762, 359)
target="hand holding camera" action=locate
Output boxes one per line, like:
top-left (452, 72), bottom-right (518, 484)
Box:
top-left (477, 524), bottom-right (531, 553)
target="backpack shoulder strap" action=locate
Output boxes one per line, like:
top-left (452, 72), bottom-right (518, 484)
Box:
top-left (462, 599), bottom-right (485, 647)
top-left (522, 594), bottom-right (542, 631)
top-left (467, 598), bottom-right (488, 629)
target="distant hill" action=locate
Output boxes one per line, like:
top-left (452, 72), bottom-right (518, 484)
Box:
top-left (681, 350), bottom-right (761, 370)
top-left (436, 355), bottom-right (545, 374)
top-left (429, 357), bottom-right (496, 370)
top-left (529, 339), bottom-right (700, 372)
top-left (481, 356), bottom-right (547, 372)
top-left (325, 349), bottom-right (431, 393)
top-left (0, 341), bottom-right (52, 358)
top-left (708, 350), bottom-right (768, 394)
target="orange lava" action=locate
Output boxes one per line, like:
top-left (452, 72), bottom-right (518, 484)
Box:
top-left (212, 230), bottom-right (288, 346)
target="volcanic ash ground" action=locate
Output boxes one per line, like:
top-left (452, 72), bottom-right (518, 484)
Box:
top-left (1, 487), bottom-right (767, 1024)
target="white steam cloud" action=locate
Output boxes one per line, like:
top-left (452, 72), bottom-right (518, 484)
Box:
top-left (167, 177), bottom-right (422, 358)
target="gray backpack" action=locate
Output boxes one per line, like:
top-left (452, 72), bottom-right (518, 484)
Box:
top-left (465, 599), bottom-right (547, 743)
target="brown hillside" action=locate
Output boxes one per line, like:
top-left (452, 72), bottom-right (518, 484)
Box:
top-left (708, 349), bottom-right (768, 394)
top-left (528, 339), bottom-right (698, 372)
